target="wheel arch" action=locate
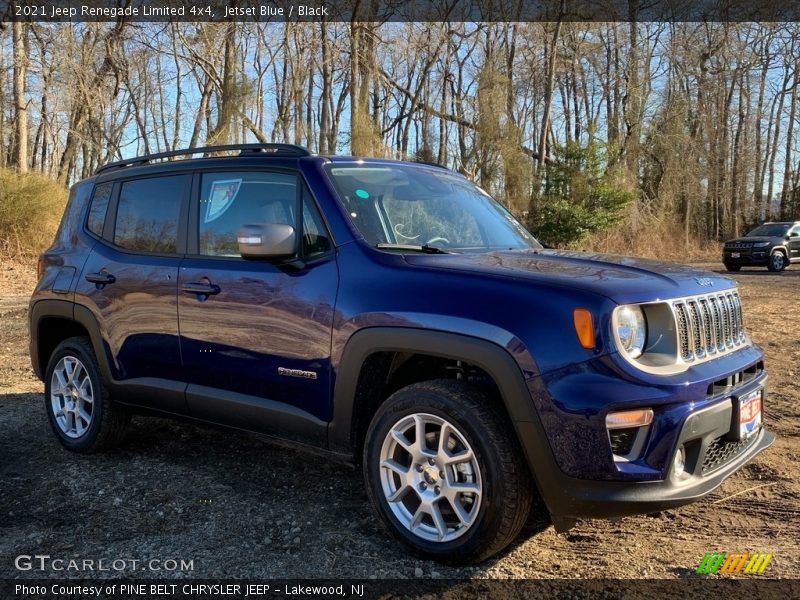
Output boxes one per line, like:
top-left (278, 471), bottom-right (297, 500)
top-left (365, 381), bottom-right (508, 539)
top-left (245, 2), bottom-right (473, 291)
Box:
top-left (327, 327), bottom-right (554, 472)
top-left (30, 300), bottom-right (113, 383)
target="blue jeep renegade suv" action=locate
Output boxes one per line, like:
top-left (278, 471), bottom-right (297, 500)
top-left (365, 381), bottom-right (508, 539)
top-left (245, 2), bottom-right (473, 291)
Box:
top-left (30, 144), bottom-right (774, 563)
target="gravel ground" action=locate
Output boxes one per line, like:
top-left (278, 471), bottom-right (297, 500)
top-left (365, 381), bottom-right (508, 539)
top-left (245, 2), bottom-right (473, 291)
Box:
top-left (1, 259), bottom-right (799, 581)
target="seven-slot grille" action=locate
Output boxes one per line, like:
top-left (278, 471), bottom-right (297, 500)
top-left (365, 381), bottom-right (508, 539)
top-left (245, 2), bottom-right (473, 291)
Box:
top-left (725, 242), bottom-right (752, 251)
top-left (673, 292), bottom-right (746, 362)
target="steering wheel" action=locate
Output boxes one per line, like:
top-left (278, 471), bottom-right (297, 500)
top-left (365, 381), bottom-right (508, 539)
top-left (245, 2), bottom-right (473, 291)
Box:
top-left (426, 236), bottom-right (450, 246)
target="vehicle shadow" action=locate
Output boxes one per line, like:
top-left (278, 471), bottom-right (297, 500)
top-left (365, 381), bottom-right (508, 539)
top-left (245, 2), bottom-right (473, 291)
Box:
top-left (709, 267), bottom-right (800, 277)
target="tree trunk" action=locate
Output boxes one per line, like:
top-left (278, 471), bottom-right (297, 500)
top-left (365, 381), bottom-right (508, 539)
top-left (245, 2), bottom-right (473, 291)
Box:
top-left (12, 21), bottom-right (28, 172)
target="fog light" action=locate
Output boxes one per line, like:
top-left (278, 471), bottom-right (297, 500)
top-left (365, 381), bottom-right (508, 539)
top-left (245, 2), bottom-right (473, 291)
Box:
top-left (673, 446), bottom-right (686, 476)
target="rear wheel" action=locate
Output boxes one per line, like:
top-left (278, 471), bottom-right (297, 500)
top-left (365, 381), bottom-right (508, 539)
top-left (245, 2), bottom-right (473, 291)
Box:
top-left (44, 336), bottom-right (130, 452)
top-left (363, 379), bottom-right (533, 563)
top-left (767, 251), bottom-right (786, 272)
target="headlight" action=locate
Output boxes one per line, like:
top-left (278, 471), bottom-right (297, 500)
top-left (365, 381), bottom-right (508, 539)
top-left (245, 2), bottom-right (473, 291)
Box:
top-left (613, 305), bottom-right (647, 359)
top-left (752, 241), bottom-right (770, 247)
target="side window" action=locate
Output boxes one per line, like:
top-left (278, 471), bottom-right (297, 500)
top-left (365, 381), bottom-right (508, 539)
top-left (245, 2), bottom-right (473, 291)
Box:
top-left (302, 193), bottom-right (332, 258)
top-left (199, 171), bottom-right (298, 257)
top-left (86, 183), bottom-right (112, 237)
top-left (114, 175), bottom-right (186, 253)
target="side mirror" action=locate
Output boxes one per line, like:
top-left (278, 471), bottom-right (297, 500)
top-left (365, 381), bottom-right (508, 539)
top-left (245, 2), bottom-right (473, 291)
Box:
top-left (790, 231), bottom-right (799, 238)
top-left (237, 223), bottom-right (296, 260)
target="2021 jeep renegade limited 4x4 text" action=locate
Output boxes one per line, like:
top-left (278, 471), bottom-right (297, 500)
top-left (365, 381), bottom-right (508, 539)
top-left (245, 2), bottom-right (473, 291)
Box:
top-left (30, 144), bottom-right (774, 563)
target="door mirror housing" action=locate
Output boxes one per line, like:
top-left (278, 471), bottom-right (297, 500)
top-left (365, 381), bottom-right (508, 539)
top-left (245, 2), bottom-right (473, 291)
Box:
top-left (237, 223), bottom-right (297, 260)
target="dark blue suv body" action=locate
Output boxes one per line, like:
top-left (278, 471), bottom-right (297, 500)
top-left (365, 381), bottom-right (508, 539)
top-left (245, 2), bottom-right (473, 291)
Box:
top-left (30, 144), bottom-right (774, 563)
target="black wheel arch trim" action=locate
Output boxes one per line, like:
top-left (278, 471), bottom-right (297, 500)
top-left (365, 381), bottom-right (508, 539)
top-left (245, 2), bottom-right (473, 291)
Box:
top-left (328, 327), bottom-right (543, 446)
top-left (327, 327), bottom-right (569, 513)
top-left (30, 299), bottom-right (115, 384)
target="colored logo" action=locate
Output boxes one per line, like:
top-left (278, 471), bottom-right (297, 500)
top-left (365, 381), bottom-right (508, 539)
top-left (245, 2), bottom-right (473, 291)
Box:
top-left (696, 552), bottom-right (773, 574)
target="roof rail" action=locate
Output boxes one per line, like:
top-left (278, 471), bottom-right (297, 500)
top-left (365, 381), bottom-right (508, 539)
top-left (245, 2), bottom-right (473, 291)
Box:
top-left (94, 143), bottom-right (311, 175)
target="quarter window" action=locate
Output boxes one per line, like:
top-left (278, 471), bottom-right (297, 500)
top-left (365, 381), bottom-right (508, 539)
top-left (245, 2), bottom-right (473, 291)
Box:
top-left (86, 183), bottom-right (112, 237)
top-left (114, 175), bottom-right (186, 253)
top-left (301, 193), bottom-right (332, 258)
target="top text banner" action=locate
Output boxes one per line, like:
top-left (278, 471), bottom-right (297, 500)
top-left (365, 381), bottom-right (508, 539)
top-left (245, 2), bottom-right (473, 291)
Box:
top-left (3, 0), bottom-right (800, 22)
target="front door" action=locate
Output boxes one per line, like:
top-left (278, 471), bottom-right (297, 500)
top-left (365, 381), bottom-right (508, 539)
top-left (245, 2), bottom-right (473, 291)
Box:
top-left (178, 170), bottom-right (338, 445)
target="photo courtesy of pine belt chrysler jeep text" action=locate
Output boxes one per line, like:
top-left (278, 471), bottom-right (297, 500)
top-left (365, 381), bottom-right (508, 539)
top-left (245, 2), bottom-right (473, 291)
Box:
top-left (29, 144), bottom-right (774, 563)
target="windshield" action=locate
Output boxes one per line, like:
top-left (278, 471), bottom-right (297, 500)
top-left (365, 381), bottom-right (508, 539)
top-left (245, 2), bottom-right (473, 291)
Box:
top-left (324, 163), bottom-right (541, 252)
top-left (746, 223), bottom-right (790, 237)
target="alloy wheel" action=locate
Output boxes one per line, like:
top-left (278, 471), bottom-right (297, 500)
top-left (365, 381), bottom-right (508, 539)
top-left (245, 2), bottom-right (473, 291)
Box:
top-left (378, 413), bottom-right (483, 543)
top-left (50, 356), bottom-right (94, 439)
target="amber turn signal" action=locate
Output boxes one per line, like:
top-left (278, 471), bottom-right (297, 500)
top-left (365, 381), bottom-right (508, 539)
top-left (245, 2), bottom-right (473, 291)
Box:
top-left (605, 408), bottom-right (654, 430)
top-left (573, 308), bottom-right (595, 349)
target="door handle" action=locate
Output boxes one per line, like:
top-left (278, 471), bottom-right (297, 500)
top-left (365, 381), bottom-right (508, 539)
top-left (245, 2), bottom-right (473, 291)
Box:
top-left (181, 282), bottom-right (221, 296)
top-left (85, 271), bottom-right (116, 286)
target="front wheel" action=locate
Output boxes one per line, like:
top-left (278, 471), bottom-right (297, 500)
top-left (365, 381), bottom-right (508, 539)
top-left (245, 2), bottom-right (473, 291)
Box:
top-left (44, 336), bottom-right (130, 452)
top-left (724, 263), bottom-right (741, 272)
top-left (363, 380), bottom-right (533, 564)
top-left (767, 251), bottom-right (786, 272)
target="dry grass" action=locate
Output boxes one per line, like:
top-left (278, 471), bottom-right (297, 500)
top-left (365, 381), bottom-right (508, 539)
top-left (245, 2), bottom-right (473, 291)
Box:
top-left (574, 209), bottom-right (720, 261)
top-left (0, 168), bottom-right (68, 261)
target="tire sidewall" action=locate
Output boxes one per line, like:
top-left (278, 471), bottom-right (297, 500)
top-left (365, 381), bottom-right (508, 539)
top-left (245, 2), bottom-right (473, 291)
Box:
top-left (44, 339), bottom-right (106, 451)
top-left (363, 387), bottom-right (510, 560)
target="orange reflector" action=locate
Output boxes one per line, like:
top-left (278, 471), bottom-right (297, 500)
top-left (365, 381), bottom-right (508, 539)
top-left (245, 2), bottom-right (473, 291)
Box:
top-left (573, 308), bottom-right (595, 349)
top-left (606, 409), bottom-right (654, 430)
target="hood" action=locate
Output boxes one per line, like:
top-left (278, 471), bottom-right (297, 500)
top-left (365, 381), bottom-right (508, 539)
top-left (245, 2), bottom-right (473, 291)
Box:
top-left (724, 236), bottom-right (778, 244)
top-left (403, 249), bottom-right (736, 304)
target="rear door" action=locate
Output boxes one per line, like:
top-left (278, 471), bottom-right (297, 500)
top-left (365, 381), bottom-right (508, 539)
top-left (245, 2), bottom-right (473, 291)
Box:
top-left (76, 174), bottom-right (190, 412)
top-left (178, 169), bottom-right (338, 445)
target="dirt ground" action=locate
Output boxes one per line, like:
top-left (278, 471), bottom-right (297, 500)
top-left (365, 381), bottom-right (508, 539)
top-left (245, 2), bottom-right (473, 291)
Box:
top-left (1, 258), bottom-right (798, 581)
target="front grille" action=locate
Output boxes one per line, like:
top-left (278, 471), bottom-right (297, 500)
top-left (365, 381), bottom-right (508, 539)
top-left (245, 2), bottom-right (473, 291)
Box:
top-left (725, 243), bottom-right (752, 251)
top-left (706, 361), bottom-right (764, 397)
top-left (702, 434), bottom-right (757, 474)
top-left (673, 291), bottom-right (746, 363)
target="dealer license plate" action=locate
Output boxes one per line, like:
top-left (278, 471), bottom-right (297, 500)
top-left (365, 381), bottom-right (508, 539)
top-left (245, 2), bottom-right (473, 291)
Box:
top-left (738, 389), bottom-right (762, 440)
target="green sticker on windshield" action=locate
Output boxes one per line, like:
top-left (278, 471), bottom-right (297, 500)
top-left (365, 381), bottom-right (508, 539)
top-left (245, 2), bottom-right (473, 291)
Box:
top-left (355, 188), bottom-right (370, 199)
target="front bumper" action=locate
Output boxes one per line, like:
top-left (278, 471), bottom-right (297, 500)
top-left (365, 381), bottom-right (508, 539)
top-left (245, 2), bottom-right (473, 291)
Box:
top-left (519, 368), bottom-right (774, 521)
top-left (521, 423), bottom-right (773, 521)
top-left (723, 249), bottom-right (769, 265)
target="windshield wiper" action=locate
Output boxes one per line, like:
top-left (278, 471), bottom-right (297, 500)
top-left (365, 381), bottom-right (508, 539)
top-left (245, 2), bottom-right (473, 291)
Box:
top-left (375, 243), bottom-right (452, 254)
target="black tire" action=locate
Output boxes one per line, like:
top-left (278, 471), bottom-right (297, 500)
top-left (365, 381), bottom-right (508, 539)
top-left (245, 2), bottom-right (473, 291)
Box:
top-left (44, 336), bottom-right (130, 453)
top-left (363, 379), bottom-right (534, 564)
top-left (724, 263), bottom-right (741, 272)
top-left (767, 250), bottom-right (787, 272)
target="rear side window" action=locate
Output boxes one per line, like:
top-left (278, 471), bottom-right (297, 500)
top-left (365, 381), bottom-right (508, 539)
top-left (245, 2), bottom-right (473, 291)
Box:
top-left (86, 183), bottom-right (112, 237)
top-left (114, 175), bottom-right (186, 253)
